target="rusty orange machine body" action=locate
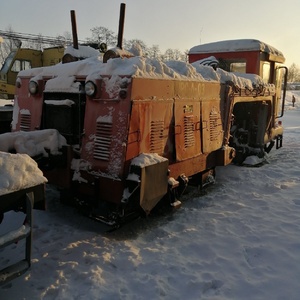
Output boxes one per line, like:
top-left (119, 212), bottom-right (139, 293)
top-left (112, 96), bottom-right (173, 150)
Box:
top-left (11, 47), bottom-right (286, 225)
top-left (7, 4), bottom-right (288, 226)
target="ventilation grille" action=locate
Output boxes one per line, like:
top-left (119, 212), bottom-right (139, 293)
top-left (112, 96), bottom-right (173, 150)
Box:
top-left (184, 115), bottom-right (195, 148)
top-left (150, 120), bottom-right (164, 153)
top-left (209, 110), bottom-right (219, 141)
top-left (93, 121), bottom-right (112, 160)
top-left (20, 113), bottom-right (31, 131)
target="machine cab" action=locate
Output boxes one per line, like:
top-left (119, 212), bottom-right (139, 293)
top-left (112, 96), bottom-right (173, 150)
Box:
top-left (189, 39), bottom-right (286, 82)
top-left (188, 39), bottom-right (288, 117)
top-left (0, 47), bottom-right (64, 99)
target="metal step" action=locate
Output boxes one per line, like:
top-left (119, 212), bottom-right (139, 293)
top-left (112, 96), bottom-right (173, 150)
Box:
top-left (0, 260), bottom-right (30, 285)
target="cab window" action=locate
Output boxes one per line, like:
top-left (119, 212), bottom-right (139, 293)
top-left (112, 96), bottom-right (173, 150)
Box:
top-left (230, 62), bottom-right (246, 73)
top-left (218, 59), bottom-right (246, 73)
top-left (262, 62), bottom-right (271, 83)
top-left (11, 60), bottom-right (32, 72)
top-left (0, 51), bottom-right (16, 73)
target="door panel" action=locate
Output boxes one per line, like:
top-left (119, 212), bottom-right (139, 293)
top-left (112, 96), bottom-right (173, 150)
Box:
top-left (174, 100), bottom-right (201, 161)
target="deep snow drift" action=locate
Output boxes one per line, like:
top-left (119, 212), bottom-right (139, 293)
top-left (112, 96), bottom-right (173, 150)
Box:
top-left (0, 91), bottom-right (299, 299)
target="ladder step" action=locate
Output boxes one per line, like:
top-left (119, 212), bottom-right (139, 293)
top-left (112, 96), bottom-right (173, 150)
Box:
top-left (0, 260), bottom-right (30, 286)
top-left (0, 224), bottom-right (31, 249)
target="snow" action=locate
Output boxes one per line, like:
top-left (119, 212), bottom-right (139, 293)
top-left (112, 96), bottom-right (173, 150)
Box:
top-left (64, 45), bottom-right (100, 59)
top-left (131, 153), bottom-right (168, 168)
top-left (0, 129), bottom-right (67, 157)
top-left (0, 152), bottom-right (47, 196)
top-left (0, 92), bottom-right (299, 299)
top-left (0, 224), bottom-right (30, 247)
top-left (19, 54), bottom-right (265, 95)
top-left (44, 99), bottom-right (75, 107)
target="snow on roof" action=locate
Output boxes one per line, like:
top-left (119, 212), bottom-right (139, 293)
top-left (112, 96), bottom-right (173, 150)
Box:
top-left (18, 54), bottom-right (264, 92)
top-left (0, 151), bottom-right (47, 196)
top-left (189, 39), bottom-right (284, 58)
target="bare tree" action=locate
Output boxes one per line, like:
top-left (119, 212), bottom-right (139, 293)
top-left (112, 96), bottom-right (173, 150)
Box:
top-left (163, 49), bottom-right (176, 61)
top-left (124, 39), bottom-right (148, 55)
top-left (87, 27), bottom-right (117, 48)
top-left (288, 63), bottom-right (300, 82)
top-left (0, 26), bottom-right (21, 66)
top-left (148, 45), bottom-right (161, 59)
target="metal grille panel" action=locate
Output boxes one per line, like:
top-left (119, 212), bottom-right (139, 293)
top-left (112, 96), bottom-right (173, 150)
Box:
top-left (184, 115), bottom-right (195, 148)
top-left (150, 120), bottom-right (164, 153)
top-left (209, 110), bottom-right (219, 141)
top-left (93, 121), bottom-right (112, 160)
top-left (20, 113), bottom-right (31, 131)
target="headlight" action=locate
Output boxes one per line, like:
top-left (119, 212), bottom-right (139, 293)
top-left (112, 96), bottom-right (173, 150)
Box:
top-left (85, 81), bottom-right (96, 97)
top-left (29, 81), bottom-right (38, 95)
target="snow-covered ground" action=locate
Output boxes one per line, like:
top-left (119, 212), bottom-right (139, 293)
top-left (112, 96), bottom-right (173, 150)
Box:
top-left (0, 91), bottom-right (300, 299)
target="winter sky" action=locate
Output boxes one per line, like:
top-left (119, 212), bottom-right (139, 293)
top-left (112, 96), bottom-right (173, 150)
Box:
top-left (1, 0), bottom-right (299, 66)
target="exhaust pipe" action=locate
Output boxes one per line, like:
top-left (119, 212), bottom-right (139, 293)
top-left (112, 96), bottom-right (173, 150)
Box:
top-left (103, 3), bottom-right (133, 63)
top-left (117, 3), bottom-right (126, 49)
top-left (70, 10), bottom-right (78, 50)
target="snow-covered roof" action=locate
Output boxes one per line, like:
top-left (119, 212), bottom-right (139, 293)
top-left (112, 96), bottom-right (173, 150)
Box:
top-left (189, 39), bottom-right (284, 58)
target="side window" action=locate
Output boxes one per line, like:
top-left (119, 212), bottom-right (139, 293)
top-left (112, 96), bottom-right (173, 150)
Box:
top-left (230, 62), bottom-right (246, 73)
top-left (22, 60), bottom-right (31, 70)
top-left (0, 51), bottom-right (16, 73)
top-left (11, 60), bottom-right (21, 72)
top-left (262, 62), bottom-right (271, 83)
top-left (11, 60), bottom-right (32, 72)
top-left (218, 59), bottom-right (246, 73)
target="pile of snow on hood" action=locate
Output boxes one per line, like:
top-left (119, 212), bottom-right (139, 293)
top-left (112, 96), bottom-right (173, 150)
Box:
top-left (19, 55), bottom-right (265, 92)
top-left (64, 45), bottom-right (100, 59)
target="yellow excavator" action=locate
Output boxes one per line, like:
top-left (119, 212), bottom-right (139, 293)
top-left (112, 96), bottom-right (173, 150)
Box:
top-left (0, 34), bottom-right (64, 133)
top-left (0, 41), bottom-right (64, 99)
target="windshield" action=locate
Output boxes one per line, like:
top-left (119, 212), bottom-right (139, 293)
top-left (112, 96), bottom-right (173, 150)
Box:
top-left (0, 50), bottom-right (17, 73)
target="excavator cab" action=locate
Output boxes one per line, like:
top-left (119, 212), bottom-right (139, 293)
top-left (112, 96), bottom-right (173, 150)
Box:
top-left (0, 46), bottom-right (64, 99)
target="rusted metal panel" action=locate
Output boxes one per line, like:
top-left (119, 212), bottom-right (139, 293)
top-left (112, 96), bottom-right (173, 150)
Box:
top-left (14, 78), bottom-right (44, 131)
top-left (128, 100), bottom-right (173, 157)
top-left (127, 77), bottom-right (175, 161)
top-left (168, 151), bottom-right (217, 179)
top-left (131, 78), bottom-right (174, 100)
top-left (139, 160), bottom-right (169, 214)
top-left (174, 100), bottom-right (201, 161)
top-left (126, 100), bottom-right (140, 160)
top-left (81, 80), bottom-right (132, 179)
top-left (201, 100), bottom-right (224, 153)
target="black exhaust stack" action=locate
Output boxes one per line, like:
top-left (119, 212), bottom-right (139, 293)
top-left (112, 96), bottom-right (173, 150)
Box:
top-left (70, 10), bottom-right (78, 50)
top-left (117, 3), bottom-right (126, 49)
top-left (103, 3), bottom-right (133, 63)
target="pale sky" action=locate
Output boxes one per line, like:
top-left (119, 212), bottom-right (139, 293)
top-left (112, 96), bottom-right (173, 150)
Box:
top-left (1, 0), bottom-right (299, 67)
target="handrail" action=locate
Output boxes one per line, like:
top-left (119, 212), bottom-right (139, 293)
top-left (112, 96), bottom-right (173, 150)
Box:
top-left (277, 66), bottom-right (288, 118)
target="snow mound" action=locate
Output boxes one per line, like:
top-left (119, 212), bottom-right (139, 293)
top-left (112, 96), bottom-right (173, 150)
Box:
top-left (0, 129), bottom-right (67, 157)
top-left (0, 152), bottom-right (47, 196)
top-left (19, 55), bottom-right (265, 91)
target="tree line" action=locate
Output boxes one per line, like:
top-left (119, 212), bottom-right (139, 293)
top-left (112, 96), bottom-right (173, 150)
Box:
top-left (287, 63), bottom-right (300, 82)
top-left (0, 26), bottom-right (188, 66)
top-left (1, 26), bottom-right (299, 82)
